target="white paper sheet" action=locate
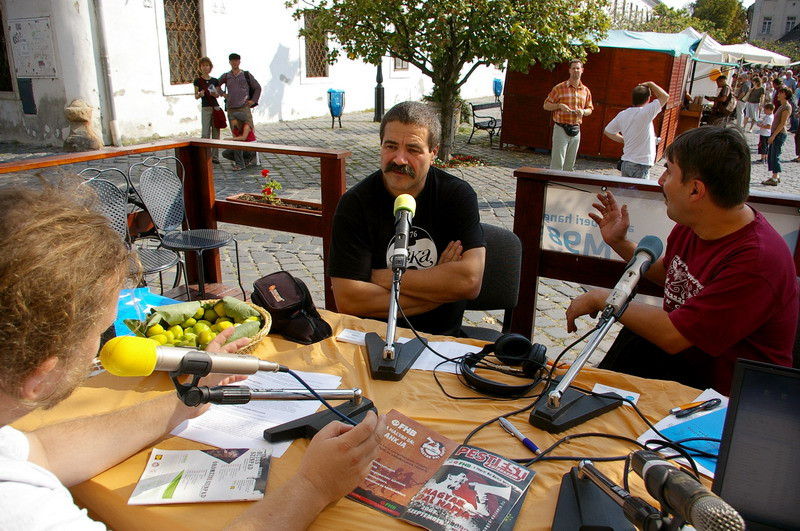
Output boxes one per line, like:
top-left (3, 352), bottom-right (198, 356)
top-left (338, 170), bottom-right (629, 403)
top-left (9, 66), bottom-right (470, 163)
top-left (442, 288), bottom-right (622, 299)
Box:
top-left (171, 370), bottom-right (342, 458)
top-left (336, 329), bottom-right (482, 374)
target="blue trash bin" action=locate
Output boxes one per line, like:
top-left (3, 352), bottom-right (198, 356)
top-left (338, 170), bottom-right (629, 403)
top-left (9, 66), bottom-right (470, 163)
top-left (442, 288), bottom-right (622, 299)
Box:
top-left (493, 78), bottom-right (503, 102)
top-left (327, 89), bottom-right (345, 128)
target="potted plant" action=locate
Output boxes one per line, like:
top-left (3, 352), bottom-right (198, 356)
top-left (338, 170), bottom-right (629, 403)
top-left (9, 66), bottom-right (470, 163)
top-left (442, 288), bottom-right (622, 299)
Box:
top-left (226, 169), bottom-right (321, 212)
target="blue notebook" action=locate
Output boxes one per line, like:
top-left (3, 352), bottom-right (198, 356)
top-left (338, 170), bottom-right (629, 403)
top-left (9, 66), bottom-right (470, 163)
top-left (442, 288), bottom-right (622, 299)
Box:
top-left (658, 407), bottom-right (726, 475)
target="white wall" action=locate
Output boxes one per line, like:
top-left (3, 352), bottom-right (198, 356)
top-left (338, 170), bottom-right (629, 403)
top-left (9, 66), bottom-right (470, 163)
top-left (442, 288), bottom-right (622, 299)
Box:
top-left (0, 0), bottom-right (93, 144)
top-left (0, 0), bottom-right (504, 146)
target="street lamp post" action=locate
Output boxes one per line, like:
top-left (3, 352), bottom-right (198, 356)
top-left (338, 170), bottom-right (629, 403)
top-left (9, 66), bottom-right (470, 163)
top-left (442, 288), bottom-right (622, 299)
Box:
top-left (373, 63), bottom-right (384, 122)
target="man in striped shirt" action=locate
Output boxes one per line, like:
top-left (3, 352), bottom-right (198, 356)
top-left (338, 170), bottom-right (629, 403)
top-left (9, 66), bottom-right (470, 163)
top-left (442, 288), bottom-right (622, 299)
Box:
top-left (543, 59), bottom-right (594, 171)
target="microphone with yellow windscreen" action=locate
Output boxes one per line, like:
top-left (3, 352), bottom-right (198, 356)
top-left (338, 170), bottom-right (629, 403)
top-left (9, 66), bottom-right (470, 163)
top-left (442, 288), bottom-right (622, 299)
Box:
top-left (391, 194), bottom-right (416, 271)
top-left (99, 336), bottom-right (284, 377)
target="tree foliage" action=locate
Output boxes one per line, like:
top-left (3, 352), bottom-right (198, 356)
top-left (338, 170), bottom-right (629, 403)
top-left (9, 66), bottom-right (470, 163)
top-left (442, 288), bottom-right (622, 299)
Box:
top-left (287, 0), bottom-right (611, 160)
top-left (691, 0), bottom-right (748, 43)
top-left (624, 4), bottom-right (717, 38)
top-left (751, 39), bottom-right (800, 63)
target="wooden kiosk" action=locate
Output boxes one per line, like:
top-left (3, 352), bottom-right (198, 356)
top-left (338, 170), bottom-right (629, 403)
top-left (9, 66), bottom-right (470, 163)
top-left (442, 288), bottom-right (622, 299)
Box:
top-left (501, 31), bottom-right (699, 161)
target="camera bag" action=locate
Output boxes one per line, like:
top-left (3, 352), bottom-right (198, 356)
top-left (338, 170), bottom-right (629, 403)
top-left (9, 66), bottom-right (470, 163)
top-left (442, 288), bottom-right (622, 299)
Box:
top-left (251, 271), bottom-right (332, 344)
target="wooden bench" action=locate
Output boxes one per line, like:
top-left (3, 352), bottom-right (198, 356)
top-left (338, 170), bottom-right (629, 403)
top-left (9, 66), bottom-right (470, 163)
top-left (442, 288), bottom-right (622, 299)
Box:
top-left (468, 102), bottom-right (502, 147)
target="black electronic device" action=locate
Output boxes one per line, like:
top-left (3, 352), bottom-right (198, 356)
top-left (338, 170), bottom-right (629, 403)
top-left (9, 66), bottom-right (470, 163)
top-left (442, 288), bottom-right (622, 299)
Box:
top-left (711, 359), bottom-right (800, 530)
top-left (459, 333), bottom-right (548, 397)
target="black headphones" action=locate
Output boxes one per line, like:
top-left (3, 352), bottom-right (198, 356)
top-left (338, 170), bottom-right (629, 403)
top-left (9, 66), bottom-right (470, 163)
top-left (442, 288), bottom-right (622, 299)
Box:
top-left (459, 334), bottom-right (548, 398)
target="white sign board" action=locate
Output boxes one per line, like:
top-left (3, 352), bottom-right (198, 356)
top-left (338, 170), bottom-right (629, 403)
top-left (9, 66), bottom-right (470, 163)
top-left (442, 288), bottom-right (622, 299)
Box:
top-left (543, 184), bottom-right (799, 260)
top-left (8, 17), bottom-right (58, 78)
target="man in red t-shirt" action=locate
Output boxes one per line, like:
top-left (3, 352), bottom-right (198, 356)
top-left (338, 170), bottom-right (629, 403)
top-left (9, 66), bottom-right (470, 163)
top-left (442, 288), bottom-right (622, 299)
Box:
top-left (566, 126), bottom-right (797, 394)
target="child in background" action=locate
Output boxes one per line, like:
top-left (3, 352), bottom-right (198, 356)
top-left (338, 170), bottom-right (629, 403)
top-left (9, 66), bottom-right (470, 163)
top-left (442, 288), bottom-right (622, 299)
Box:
top-left (756, 103), bottom-right (774, 164)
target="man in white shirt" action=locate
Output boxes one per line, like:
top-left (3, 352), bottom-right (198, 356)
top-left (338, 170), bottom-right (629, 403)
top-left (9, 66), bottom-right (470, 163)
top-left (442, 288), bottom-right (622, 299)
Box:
top-left (604, 81), bottom-right (670, 179)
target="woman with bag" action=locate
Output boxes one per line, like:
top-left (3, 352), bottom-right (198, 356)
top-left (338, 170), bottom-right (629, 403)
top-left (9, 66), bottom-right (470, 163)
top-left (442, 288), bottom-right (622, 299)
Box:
top-left (193, 57), bottom-right (225, 164)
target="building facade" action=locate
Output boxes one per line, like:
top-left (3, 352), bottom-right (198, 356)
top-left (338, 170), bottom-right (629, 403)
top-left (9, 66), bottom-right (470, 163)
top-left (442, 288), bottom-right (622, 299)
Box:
top-left (610, 0), bottom-right (660, 25)
top-left (0, 0), bottom-right (503, 147)
top-left (750, 0), bottom-right (800, 41)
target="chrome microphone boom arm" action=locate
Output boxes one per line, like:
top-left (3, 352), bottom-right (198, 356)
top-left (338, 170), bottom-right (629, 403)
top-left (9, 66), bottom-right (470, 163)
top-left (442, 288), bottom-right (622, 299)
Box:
top-left (179, 385), bottom-right (364, 407)
top-left (548, 306), bottom-right (619, 408)
top-left (383, 268), bottom-right (403, 360)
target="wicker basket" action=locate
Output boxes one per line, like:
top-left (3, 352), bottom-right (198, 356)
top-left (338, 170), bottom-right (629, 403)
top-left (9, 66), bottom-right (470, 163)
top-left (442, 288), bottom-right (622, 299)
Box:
top-left (199, 299), bottom-right (272, 354)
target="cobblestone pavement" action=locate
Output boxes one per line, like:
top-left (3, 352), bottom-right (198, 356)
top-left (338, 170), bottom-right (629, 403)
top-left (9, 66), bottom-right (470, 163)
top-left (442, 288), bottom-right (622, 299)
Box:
top-left (1, 104), bottom-right (797, 365)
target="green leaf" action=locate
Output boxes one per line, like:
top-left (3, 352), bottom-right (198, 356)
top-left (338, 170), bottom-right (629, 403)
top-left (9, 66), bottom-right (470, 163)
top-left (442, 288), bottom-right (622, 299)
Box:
top-left (124, 319), bottom-right (148, 337)
top-left (149, 302), bottom-right (202, 326)
top-left (222, 296), bottom-right (260, 321)
top-left (225, 321), bottom-right (261, 345)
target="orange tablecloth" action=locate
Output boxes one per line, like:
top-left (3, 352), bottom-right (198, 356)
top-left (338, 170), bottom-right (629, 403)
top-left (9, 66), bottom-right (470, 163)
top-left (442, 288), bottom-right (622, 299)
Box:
top-left (14, 310), bottom-right (700, 530)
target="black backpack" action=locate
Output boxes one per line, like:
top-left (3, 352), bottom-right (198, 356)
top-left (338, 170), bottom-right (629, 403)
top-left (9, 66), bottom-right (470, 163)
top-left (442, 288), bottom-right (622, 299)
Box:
top-left (244, 71), bottom-right (258, 108)
top-left (251, 271), bottom-right (331, 344)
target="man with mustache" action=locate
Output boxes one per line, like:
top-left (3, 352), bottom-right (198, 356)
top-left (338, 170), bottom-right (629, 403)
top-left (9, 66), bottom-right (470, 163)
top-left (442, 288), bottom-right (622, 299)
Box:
top-left (328, 101), bottom-right (486, 336)
top-left (565, 126), bottom-right (797, 394)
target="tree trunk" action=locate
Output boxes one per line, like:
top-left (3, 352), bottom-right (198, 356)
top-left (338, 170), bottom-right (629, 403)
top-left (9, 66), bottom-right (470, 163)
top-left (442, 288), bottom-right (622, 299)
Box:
top-left (430, 83), bottom-right (461, 161)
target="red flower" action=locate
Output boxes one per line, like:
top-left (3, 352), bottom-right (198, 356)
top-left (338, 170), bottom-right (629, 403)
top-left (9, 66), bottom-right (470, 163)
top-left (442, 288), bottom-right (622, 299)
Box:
top-left (261, 169), bottom-right (270, 177)
top-left (265, 188), bottom-right (272, 195)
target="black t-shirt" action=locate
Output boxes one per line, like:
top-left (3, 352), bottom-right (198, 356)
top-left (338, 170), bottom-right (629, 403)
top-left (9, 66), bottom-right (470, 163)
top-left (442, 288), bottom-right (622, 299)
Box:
top-left (328, 167), bottom-right (485, 336)
top-left (194, 76), bottom-right (220, 107)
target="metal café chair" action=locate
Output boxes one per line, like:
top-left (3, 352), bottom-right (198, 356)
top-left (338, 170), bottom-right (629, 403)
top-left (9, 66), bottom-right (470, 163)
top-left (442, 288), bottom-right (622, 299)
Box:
top-left (80, 174), bottom-right (184, 295)
top-left (130, 156), bottom-right (245, 300)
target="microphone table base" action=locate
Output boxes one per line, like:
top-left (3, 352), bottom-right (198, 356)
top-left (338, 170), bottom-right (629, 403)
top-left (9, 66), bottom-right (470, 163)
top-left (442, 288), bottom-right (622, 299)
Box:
top-left (364, 333), bottom-right (427, 381)
top-left (263, 398), bottom-right (376, 443)
top-left (530, 378), bottom-right (623, 433)
top-left (552, 467), bottom-right (636, 531)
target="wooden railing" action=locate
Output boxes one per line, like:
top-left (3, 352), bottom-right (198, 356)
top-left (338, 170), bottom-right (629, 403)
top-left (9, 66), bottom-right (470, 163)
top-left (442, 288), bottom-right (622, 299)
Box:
top-left (510, 167), bottom-right (800, 337)
top-left (0, 138), bottom-right (350, 309)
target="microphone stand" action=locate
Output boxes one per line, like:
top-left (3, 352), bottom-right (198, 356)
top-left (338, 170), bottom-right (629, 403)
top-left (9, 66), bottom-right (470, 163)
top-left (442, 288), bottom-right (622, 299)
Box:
top-left (169, 367), bottom-right (376, 444)
top-left (574, 460), bottom-right (669, 531)
top-left (529, 303), bottom-right (628, 433)
top-left (364, 257), bottom-right (427, 381)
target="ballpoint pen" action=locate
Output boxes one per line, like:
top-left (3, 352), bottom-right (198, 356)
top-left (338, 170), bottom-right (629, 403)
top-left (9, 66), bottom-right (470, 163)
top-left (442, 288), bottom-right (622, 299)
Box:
top-left (498, 417), bottom-right (541, 455)
top-left (674, 398), bottom-right (722, 418)
top-left (669, 400), bottom-right (708, 414)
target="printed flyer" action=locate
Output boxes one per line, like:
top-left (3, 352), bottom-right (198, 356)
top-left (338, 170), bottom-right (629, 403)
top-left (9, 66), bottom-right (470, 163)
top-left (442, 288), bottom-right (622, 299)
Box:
top-left (128, 447), bottom-right (270, 505)
top-left (348, 410), bottom-right (534, 530)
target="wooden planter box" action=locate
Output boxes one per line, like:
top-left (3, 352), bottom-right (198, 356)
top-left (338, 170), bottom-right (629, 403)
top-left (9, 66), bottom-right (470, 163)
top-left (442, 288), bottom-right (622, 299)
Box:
top-left (225, 193), bottom-right (322, 213)
top-left (215, 194), bottom-right (325, 237)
